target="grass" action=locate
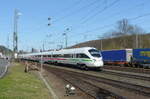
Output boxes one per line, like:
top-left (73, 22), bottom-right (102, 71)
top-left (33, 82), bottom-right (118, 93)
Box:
top-left (0, 63), bottom-right (51, 99)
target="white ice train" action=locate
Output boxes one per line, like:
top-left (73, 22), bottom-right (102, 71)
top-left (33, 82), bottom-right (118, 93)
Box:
top-left (19, 47), bottom-right (104, 69)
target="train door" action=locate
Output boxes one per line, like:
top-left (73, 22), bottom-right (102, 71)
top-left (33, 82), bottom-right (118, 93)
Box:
top-left (70, 53), bottom-right (76, 65)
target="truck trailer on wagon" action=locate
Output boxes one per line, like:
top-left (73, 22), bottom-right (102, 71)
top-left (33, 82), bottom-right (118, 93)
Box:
top-left (132, 48), bottom-right (150, 68)
top-left (101, 49), bottom-right (132, 66)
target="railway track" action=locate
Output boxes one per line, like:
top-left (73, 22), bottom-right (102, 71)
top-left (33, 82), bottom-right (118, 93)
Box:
top-left (44, 66), bottom-right (124, 99)
top-left (102, 69), bottom-right (150, 81)
top-left (43, 65), bottom-right (150, 99)
top-left (103, 66), bottom-right (150, 74)
top-left (22, 60), bottom-right (150, 99)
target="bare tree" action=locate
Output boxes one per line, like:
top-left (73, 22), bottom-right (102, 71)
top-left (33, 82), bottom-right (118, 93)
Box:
top-left (131, 25), bottom-right (145, 48)
top-left (112, 19), bottom-right (145, 36)
top-left (108, 19), bottom-right (145, 48)
top-left (113, 19), bottom-right (133, 36)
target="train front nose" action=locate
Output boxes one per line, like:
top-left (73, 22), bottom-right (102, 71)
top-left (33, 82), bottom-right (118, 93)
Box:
top-left (93, 58), bottom-right (104, 67)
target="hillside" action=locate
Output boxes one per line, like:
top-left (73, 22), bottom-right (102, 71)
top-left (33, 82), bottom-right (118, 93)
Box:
top-left (0, 45), bottom-right (13, 55)
top-left (70, 34), bottom-right (150, 50)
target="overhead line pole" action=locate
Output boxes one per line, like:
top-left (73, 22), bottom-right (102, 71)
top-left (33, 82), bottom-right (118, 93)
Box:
top-left (63, 28), bottom-right (69, 48)
top-left (100, 38), bottom-right (103, 50)
top-left (62, 33), bottom-right (67, 48)
top-left (65, 33), bottom-right (67, 48)
top-left (13, 9), bottom-right (19, 58)
top-left (136, 33), bottom-right (138, 48)
top-left (13, 9), bottom-right (18, 54)
top-left (13, 9), bottom-right (21, 58)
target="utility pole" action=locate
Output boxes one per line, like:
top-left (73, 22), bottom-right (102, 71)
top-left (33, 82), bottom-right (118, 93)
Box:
top-left (13, 9), bottom-right (21, 58)
top-left (40, 55), bottom-right (43, 73)
top-left (46, 34), bottom-right (52, 50)
top-left (42, 43), bottom-right (45, 52)
top-left (7, 34), bottom-right (10, 58)
top-left (135, 33), bottom-right (138, 48)
top-left (98, 36), bottom-right (103, 50)
top-left (100, 39), bottom-right (103, 50)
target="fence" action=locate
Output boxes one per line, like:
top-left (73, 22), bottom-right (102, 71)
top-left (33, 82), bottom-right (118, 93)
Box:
top-left (0, 59), bottom-right (9, 78)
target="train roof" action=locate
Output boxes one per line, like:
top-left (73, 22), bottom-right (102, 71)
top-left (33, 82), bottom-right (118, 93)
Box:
top-left (19, 47), bottom-right (97, 56)
top-left (101, 49), bottom-right (132, 51)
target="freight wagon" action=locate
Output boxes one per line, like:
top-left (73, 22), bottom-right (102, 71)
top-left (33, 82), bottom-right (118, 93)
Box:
top-left (132, 48), bottom-right (150, 68)
top-left (101, 49), bottom-right (132, 66)
top-left (101, 48), bottom-right (150, 68)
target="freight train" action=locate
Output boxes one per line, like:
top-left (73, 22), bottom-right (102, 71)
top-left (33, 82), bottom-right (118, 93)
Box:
top-left (101, 48), bottom-right (150, 68)
top-left (19, 47), bottom-right (104, 70)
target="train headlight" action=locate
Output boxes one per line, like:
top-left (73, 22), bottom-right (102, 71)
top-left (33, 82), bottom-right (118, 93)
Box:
top-left (93, 59), bottom-right (96, 62)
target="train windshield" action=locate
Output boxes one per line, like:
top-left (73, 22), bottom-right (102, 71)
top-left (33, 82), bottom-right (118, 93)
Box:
top-left (88, 49), bottom-right (101, 58)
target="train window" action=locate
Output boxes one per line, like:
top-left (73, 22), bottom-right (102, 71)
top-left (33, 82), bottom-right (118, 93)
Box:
top-left (89, 49), bottom-right (101, 58)
top-left (58, 54), bottom-right (64, 58)
top-left (43, 55), bottom-right (47, 57)
top-left (56, 54), bottom-right (59, 57)
top-left (71, 54), bottom-right (74, 58)
top-left (64, 54), bottom-right (72, 58)
top-left (70, 54), bottom-right (73, 58)
top-left (64, 54), bottom-right (69, 58)
top-left (76, 54), bottom-right (90, 58)
top-left (48, 55), bottom-right (51, 57)
top-left (37, 55), bottom-right (41, 57)
top-left (53, 54), bottom-right (58, 58)
top-left (55, 55), bottom-right (57, 57)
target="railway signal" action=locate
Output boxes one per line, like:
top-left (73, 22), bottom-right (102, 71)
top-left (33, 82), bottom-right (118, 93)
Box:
top-left (48, 17), bottom-right (51, 26)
